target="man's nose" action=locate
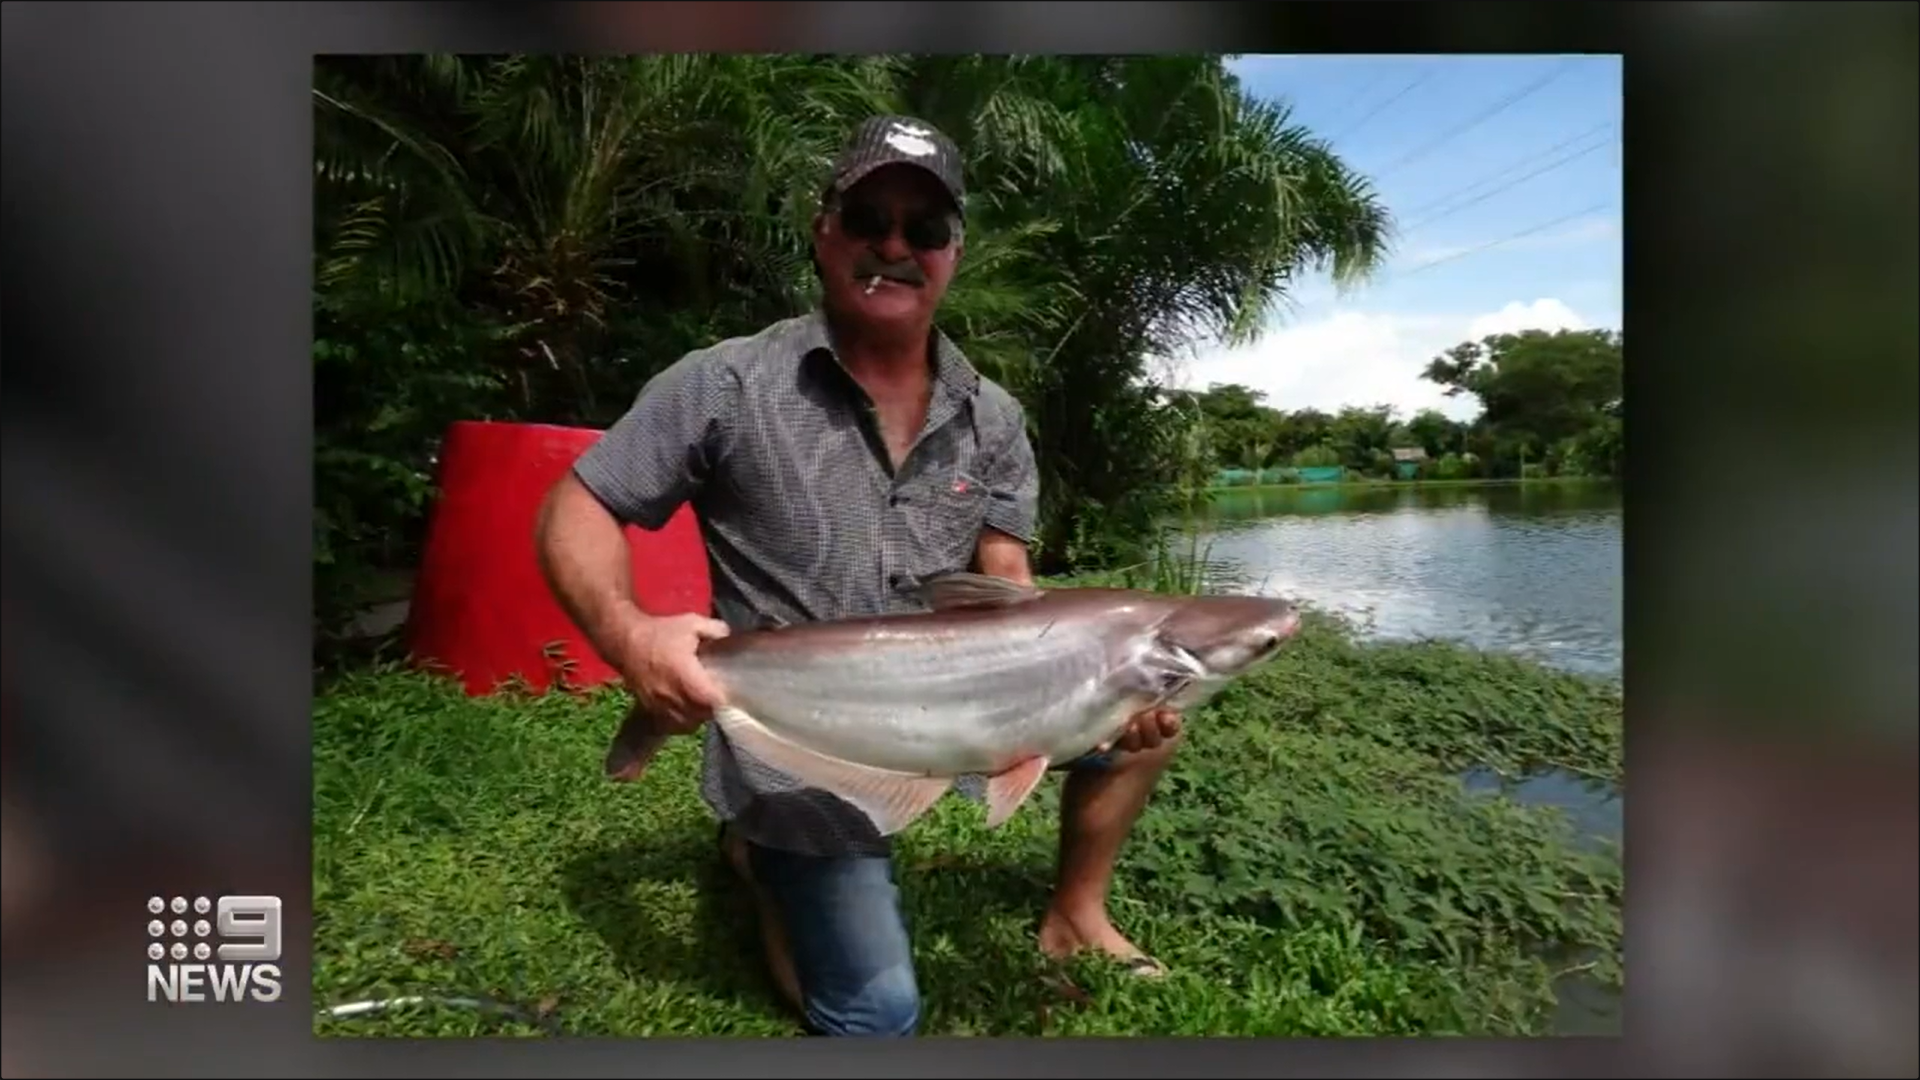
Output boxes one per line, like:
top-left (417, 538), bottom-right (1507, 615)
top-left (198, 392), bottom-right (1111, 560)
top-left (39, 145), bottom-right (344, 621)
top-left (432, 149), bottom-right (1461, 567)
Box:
top-left (870, 225), bottom-right (913, 261)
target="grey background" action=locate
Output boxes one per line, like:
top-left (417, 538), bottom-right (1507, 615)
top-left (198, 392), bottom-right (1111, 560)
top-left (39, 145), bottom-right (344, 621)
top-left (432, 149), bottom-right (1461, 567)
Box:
top-left (2, 2), bottom-right (1913, 1076)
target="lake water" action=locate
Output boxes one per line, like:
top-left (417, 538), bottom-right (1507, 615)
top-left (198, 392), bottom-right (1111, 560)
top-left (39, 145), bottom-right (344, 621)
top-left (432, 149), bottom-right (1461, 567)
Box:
top-left (1196, 481), bottom-right (1623, 679)
top-left (1194, 480), bottom-right (1625, 1032)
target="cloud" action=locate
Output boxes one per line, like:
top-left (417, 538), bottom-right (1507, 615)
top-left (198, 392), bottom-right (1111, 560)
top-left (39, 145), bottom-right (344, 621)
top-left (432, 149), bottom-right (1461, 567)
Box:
top-left (1169, 298), bottom-right (1593, 422)
top-left (1467, 297), bottom-right (1593, 339)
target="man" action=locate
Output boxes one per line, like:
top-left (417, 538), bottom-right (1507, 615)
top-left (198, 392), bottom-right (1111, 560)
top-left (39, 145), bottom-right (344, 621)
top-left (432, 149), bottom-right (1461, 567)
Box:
top-left (534, 115), bottom-right (1184, 1037)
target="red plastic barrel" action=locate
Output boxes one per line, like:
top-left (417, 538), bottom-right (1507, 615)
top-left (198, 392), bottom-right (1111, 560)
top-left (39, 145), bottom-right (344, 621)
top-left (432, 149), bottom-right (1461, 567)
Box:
top-left (403, 420), bottom-right (713, 696)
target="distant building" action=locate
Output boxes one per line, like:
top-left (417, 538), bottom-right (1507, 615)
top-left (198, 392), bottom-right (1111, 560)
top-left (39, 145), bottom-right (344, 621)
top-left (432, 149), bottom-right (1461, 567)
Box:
top-left (1390, 446), bottom-right (1429, 480)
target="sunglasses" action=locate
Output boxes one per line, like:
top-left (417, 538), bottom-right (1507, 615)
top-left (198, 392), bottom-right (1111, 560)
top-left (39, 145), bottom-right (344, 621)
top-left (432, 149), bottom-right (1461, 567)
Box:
top-left (837, 199), bottom-right (955, 252)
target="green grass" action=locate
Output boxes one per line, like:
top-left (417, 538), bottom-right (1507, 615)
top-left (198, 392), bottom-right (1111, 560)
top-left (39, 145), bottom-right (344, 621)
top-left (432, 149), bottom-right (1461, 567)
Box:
top-left (312, 606), bottom-right (1623, 1038)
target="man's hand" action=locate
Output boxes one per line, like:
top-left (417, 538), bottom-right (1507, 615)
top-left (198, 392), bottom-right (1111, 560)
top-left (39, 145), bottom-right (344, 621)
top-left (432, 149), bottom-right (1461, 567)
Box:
top-left (610, 612), bottom-right (732, 734)
top-left (1101, 706), bottom-right (1183, 755)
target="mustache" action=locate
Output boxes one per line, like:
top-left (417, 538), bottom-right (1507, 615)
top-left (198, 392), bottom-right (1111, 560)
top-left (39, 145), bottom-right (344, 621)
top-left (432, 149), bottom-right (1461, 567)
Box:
top-left (851, 252), bottom-right (925, 287)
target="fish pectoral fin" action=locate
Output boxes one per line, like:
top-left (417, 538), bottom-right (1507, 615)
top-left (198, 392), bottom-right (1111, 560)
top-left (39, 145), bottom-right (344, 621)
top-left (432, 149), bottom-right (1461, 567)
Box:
top-left (712, 707), bottom-right (953, 837)
top-left (1119, 651), bottom-right (1200, 705)
top-left (983, 756), bottom-right (1052, 828)
top-left (917, 571), bottom-right (1044, 611)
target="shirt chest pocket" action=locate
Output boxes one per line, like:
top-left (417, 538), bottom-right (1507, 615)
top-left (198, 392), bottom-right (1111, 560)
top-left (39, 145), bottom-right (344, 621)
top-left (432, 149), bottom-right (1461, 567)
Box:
top-left (897, 467), bottom-right (992, 573)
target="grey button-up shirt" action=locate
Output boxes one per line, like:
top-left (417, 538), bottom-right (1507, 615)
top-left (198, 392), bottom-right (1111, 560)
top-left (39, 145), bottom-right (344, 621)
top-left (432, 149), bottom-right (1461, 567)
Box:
top-left (572, 309), bottom-right (1041, 858)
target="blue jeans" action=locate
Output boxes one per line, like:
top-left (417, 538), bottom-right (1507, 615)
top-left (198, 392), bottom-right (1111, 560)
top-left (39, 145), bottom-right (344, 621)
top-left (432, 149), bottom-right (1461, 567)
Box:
top-left (742, 749), bottom-right (1118, 1037)
top-left (746, 840), bottom-right (924, 1036)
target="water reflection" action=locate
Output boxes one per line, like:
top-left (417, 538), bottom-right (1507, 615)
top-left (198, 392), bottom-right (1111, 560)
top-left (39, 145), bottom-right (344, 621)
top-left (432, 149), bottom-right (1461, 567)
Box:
top-left (1196, 482), bottom-right (1623, 679)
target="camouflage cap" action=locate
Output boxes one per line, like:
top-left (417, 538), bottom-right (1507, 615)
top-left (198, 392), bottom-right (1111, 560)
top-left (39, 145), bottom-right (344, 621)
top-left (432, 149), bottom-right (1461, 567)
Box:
top-left (825, 115), bottom-right (966, 218)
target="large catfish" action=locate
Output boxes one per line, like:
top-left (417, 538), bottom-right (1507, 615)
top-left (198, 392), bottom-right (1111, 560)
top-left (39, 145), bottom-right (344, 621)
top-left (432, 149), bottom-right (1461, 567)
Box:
top-left (603, 572), bottom-right (1302, 837)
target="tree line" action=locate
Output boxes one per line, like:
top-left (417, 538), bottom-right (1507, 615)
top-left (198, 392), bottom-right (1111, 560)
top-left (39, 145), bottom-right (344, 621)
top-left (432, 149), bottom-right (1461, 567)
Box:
top-left (1181, 326), bottom-right (1623, 484)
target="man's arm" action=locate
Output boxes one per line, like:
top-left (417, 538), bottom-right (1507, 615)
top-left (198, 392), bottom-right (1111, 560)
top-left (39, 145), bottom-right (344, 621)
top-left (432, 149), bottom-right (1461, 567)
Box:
top-left (533, 353), bottom-right (737, 729)
top-left (974, 527), bottom-right (1035, 587)
top-left (971, 395), bottom-right (1042, 586)
top-left (536, 353), bottom-right (734, 650)
top-left (535, 472), bottom-right (654, 667)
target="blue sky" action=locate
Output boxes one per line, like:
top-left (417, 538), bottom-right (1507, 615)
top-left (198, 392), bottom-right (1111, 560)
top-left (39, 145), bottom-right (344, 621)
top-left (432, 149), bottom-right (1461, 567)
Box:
top-left (1173, 54), bottom-right (1623, 421)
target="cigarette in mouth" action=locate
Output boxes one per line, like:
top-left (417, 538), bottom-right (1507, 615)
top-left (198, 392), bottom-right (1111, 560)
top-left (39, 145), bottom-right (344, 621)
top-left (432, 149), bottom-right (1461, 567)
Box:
top-left (864, 275), bottom-right (881, 295)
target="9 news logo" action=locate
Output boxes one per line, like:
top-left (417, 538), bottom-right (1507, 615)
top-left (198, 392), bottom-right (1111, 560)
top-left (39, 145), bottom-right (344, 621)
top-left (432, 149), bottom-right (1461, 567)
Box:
top-left (144, 894), bottom-right (284, 1004)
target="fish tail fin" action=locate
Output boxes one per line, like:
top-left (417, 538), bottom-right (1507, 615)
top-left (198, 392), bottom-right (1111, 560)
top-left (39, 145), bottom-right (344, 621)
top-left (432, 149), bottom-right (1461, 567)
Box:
top-left (604, 704), bottom-right (672, 782)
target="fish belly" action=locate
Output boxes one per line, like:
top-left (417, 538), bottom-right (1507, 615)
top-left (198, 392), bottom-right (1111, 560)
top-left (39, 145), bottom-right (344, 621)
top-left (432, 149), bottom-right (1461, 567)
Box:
top-left (711, 622), bottom-right (1129, 776)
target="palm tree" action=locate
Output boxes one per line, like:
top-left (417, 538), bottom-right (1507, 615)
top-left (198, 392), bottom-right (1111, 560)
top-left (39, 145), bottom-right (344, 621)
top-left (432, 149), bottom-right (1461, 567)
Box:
top-left (314, 54), bottom-right (912, 419)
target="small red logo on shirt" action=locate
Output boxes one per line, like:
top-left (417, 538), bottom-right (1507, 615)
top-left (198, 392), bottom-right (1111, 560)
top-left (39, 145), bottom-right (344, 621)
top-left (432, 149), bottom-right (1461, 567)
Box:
top-left (952, 479), bottom-right (970, 494)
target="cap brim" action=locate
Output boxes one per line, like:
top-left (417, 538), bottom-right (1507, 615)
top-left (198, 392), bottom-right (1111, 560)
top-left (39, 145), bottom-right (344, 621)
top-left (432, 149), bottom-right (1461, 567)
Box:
top-left (832, 159), bottom-right (964, 217)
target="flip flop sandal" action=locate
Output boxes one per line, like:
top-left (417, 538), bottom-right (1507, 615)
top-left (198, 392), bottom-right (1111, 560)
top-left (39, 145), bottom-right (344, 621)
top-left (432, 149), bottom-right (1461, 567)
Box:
top-left (1120, 955), bottom-right (1168, 979)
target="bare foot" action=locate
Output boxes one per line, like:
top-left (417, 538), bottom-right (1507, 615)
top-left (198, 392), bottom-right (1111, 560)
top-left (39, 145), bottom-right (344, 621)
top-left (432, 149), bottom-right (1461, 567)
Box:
top-left (1037, 904), bottom-right (1167, 977)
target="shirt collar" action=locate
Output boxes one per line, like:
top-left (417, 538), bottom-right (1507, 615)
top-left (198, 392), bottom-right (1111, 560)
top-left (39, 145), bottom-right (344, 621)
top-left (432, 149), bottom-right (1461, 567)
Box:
top-left (795, 307), bottom-right (981, 404)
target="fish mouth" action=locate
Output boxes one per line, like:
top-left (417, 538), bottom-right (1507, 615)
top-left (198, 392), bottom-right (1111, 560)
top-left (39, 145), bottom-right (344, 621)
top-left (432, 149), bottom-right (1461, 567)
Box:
top-left (1247, 612), bottom-right (1302, 662)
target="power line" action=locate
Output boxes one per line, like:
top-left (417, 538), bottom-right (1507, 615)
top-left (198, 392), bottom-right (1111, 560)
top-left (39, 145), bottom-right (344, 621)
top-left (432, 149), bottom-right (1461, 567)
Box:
top-left (1373, 59), bottom-right (1578, 180)
top-left (1393, 201), bottom-right (1614, 279)
top-left (1399, 120), bottom-right (1615, 221)
top-left (1401, 135), bottom-right (1614, 234)
top-left (1323, 68), bottom-right (1389, 131)
top-left (1280, 201), bottom-right (1615, 322)
top-left (1328, 67), bottom-right (1435, 144)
